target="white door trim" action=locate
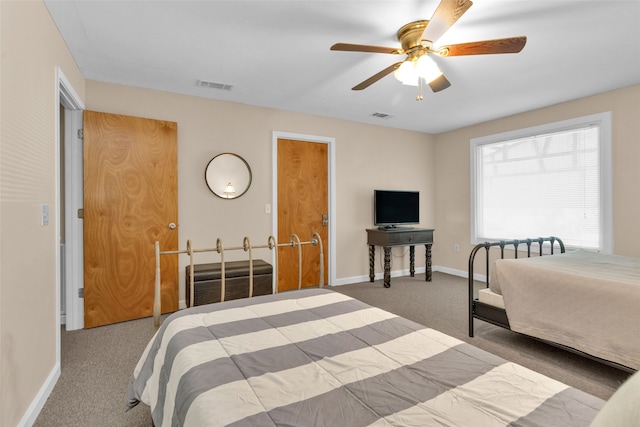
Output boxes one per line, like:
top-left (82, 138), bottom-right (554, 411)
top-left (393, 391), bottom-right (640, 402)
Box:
top-left (271, 131), bottom-right (336, 287)
top-left (57, 67), bottom-right (85, 331)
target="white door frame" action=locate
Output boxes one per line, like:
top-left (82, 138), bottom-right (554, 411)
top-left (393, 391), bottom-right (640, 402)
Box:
top-left (271, 131), bottom-right (336, 286)
top-left (56, 68), bottom-right (85, 331)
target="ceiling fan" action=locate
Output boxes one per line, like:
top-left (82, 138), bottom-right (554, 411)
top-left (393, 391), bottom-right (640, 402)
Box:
top-left (330, 0), bottom-right (526, 99)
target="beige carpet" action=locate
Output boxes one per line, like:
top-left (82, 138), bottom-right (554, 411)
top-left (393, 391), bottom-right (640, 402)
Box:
top-left (34, 272), bottom-right (631, 426)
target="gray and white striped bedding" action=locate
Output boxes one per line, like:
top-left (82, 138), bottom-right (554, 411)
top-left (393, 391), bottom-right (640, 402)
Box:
top-left (126, 288), bottom-right (604, 426)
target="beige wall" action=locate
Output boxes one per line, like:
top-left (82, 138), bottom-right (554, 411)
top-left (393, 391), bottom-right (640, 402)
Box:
top-left (0, 1), bottom-right (86, 425)
top-left (434, 85), bottom-right (640, 274)
top-left (85, 81), bottom-right (436, 301)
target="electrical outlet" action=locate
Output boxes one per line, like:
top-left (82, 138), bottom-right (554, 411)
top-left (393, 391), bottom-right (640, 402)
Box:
top-left (454, 243), bottom-right (459, 253)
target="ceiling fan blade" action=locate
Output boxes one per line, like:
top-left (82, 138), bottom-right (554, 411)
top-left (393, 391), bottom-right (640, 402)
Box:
top-left (422, 0), bottom-right (473, 43)
top-left (428, 74), bottom-right (451, 92)
top-left (438, 36), bottom-right (527, 56)
top-left (352, 62), bottom-right (403, 90)
top-left (331, 43), bottom-right (402, 54)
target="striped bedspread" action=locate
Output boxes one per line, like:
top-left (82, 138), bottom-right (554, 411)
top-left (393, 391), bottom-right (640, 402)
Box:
top-left (126, 288), bottom-right (603, 426)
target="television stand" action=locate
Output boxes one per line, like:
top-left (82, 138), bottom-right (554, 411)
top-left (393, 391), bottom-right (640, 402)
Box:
top-left (366, 228), bottom-right (434, 288)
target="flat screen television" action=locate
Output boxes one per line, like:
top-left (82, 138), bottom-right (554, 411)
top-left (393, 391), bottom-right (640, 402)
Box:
top-left (374, 190), bottom-right (419, 228)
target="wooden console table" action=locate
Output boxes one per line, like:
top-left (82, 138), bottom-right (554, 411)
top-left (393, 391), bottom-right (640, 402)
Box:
top-left (366, 228), bottom-right (434, 288)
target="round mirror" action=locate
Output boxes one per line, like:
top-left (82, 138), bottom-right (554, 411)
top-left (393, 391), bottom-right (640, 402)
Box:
top-left (204, 153), bottom-right (252, 199)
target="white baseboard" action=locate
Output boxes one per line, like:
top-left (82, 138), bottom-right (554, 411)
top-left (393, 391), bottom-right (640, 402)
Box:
top-left (332, 265), bottom-right (486, 286)
top-left (332, 266), bottom-right (427, 287)
top-left (434, 265), bottom-right (466, 278)
top-left (435, 265), bottom-right (487, 282)
top-left (18, 362), bottom-right (60, 427)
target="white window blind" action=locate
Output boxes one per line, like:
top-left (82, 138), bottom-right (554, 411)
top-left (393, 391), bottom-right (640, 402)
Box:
top-left (471, 112), bottom-right (612, 252)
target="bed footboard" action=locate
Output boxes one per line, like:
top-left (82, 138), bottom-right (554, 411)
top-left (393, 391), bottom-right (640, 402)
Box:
top-left (468, 237), bottom-right (565, 337)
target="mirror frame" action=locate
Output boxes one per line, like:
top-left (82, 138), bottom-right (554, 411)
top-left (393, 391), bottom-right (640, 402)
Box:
top-left (204, 153), bottom-right (252, 199)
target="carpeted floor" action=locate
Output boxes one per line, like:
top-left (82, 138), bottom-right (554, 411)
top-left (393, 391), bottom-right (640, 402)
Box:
top-left (34, 272), bottom-right (631, 426)
top-left (34, 310), bottom-right (157, 426)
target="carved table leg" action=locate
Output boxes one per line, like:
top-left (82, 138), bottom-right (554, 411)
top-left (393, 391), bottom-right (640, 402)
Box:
top-left (369, 245), bottom-right (375, 282)
top-left (383, 246), bottom-right (391, 288)
top-left (425, 243), bottom-right (432, 282)
top-left (409, 245), bottom-right (415, 277)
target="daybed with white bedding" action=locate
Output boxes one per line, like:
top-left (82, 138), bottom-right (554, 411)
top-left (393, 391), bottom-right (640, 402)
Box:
top-left (469, 237), bottom-right (640, 372)
top-left (127, 288), bottom-right (605, 426)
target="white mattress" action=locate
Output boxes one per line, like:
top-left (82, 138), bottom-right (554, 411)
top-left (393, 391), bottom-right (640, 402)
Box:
top-left (477, 287), bottom-right (505, 309)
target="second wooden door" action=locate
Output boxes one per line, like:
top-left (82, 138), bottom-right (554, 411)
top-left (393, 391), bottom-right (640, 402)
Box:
top-left (277, 138), bottom-right (329, 291)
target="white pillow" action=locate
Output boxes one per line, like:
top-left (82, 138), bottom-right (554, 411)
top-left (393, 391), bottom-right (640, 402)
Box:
top-left (590, 370), bottom-right (640, 426)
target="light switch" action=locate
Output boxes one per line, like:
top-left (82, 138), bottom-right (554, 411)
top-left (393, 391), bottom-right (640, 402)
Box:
top-left (265, 204), bottom-right (271, 214)
top-left (41, 204), bottom-right (49, 226)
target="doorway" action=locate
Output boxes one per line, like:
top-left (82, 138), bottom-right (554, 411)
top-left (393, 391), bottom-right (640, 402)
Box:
top-left (57, 68), bottom-right (85, 335)
top-left (272, 132), bottom-right (336, 289)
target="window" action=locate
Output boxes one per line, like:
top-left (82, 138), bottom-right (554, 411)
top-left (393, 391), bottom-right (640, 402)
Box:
top-left (470, 112), bottom-right (612, 252)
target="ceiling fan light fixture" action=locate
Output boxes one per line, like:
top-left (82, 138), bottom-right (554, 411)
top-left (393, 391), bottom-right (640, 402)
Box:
top-left (393, 60), bottom-right (418, 85)
top-left (416, 55), bottom-right (443, 83)
top-left (394, 55), bottom-right (443, 87)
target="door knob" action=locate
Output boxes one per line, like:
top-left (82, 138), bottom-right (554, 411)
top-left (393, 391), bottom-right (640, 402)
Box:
top-left (168, 223), bottom-right (177, 230)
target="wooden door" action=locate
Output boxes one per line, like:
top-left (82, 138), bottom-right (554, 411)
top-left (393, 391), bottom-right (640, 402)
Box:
top-left (83, 111), bottom-right (178, 328)
top-left (277, 139), bottom-right (328, 292)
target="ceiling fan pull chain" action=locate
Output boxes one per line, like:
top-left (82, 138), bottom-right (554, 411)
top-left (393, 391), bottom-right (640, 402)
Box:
top-left (416, 78), bottom-right (424, 101)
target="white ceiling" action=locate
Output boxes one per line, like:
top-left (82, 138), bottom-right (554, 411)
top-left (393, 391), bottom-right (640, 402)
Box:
top-left (45, 0), bottom-right (640, 134)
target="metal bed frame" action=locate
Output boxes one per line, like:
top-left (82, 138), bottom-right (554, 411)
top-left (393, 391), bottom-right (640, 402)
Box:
top-left (153, 232), bottom-right (324, 328)
top-left (468, 236), bottom-right (635, 373)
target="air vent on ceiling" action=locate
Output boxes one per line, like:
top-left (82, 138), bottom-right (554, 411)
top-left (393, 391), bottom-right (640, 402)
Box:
top-left (197, 79), bottom-right (233, 91)
top-left (372, 112), bottom-right (392, 119)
